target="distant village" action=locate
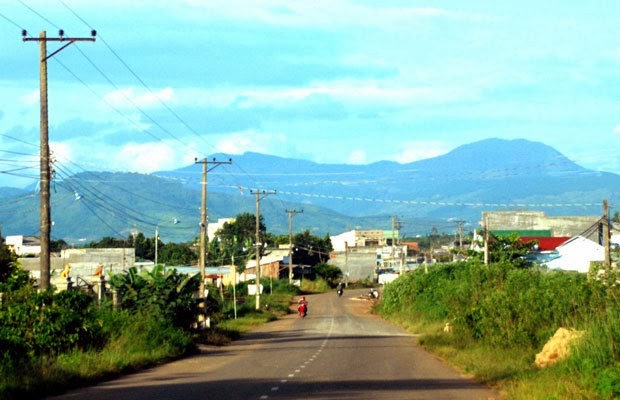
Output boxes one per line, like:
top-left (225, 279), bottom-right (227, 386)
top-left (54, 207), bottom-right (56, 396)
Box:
top-left (5, 209), bottom-right (620, 291)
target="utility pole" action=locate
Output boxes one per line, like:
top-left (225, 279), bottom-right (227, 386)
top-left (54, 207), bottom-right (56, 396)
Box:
top-left (195, 157), bottom-right (232, 297)
top-left (23, 29), bottom-right (96, 290)
top-left (344, 241), bottom-right (349, 287)
top-left (250, 189), bottom-right (276, 310)
top-left (286, 209), bottom-right (303, 284)
top-left (391, 216), bottom-right (402, 273)
top-left (453, 219), bottom-right (465, 257)
top-left (483, 217), bottom-right (489, 266)
top-left (603, 200), bottom-right (611, 268)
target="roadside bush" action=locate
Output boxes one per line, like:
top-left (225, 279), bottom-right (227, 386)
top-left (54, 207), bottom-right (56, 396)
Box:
top-left (313, 263), bottom-right (342, 286)
top-left (109, 265), bottom-right (201, 330)
top-left (0, 288), bottom-right (104, 360)
top-left (564, 286), bottom-right (620, 398)
top-left (0, 246), bottom-right (29, 292)
top-left (380, 260), bottom-right (597, 349)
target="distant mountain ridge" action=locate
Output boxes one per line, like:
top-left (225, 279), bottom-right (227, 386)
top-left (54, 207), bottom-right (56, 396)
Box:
top-left (0, 138), bottom-right (617, 243)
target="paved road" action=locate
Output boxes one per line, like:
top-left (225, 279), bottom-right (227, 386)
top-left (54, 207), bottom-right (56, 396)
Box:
top-left (49, 289), bottom-right (500, 400)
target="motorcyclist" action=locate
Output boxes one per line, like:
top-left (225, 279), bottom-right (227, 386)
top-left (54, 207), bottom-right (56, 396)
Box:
top-left (298, 296), bottom-right (308, 317)
top-left (337, 282), bottom-right (344, 296)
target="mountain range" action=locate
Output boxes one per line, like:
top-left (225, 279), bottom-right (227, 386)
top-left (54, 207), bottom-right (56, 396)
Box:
top-left (0, 138), bottom-right (617, 245)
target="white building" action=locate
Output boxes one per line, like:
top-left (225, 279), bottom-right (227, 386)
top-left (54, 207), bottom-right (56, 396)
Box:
top-left (545, 236), bottom-right (604, 273)
top-left (330, 229), bottom-right (388, 252)
top-left (207, 218), bottom-right (235, 242)
top-left (5, 235), bottom-right (41, 256)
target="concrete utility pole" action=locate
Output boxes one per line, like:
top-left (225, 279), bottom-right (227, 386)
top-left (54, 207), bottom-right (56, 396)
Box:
top-left (23, 30), bottom-right (96, 290)
top-left (195, 157), bottom-right (232, 297)
top-left (286, 209), bottom-right (303, 284)
top-left (250, 189), bottom-right (276, 310)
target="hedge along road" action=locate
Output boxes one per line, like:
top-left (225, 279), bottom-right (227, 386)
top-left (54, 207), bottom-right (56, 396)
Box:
top-left (48, 289), bottom-right (501, 400)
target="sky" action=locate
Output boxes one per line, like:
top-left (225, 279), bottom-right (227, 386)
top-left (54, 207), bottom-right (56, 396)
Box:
top-left (1, 0), bottom-right (620, 189)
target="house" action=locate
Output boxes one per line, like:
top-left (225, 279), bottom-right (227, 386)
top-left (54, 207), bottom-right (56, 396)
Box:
top-left (481, 210), bottom-right (601, 241)
top-left (330, 229), bottom-right (395, 252)
top-left (5, 235), bottom-right (41, 256)
top-left (520, 236), bottom-right (571, 251)
top-left (544, 236), bottom-right (605, 273)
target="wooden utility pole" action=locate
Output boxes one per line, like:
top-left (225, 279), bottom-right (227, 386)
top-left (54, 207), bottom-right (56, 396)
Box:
top-left (483, 217), bottom-right (490, 265)
top-left (250, 189), bottom-right (276, 310)
top-left (458, 220), bottom-right (464, 254)
top-left (23, 30), bottom-right (96, 290)
top-left (195, 157), bottom-right (232, 297)
top-left (344, 241), bottom-right (349, 287)
top-left (603, 200), bottom-right (611, 267)
top-left (286, 209), bottom-right (303, 284)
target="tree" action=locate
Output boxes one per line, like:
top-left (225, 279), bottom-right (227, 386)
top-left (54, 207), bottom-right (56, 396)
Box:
top-left (212, 213), bottom-right (267, 272)
top-left (158, 242), bottom-right (197, 265)
top-left (293, 230), bottom-right (333, 266)
top-left (468, 232), bottom-right (535, 267)
top-left (314, 262), bottom-right (342, 285)
top-left (0, 243), bottom-right (28, 291)
top-left (50, 239), bottom-right (68, 253)
top-left (86, 236), bottom-right (127, 248)
top-left (128, 232), bottom-right (156, 261)
top-left (217, 213), bottom-right (265, 245)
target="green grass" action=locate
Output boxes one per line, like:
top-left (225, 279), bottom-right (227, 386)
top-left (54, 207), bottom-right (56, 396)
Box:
top-left (376, 261), bottom-right (620, 400)
top-left (0, 279), bottom-right (307, 400)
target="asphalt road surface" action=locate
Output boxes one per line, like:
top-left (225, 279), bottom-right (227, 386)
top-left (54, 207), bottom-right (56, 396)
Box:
top-left (49, 289), bottom-right (500, 400)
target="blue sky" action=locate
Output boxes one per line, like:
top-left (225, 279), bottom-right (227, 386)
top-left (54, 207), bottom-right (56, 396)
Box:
top-left (1, 0), bottom-right (620, 189)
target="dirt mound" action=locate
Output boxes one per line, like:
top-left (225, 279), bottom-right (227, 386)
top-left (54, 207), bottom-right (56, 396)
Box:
top-left (535, 327), bottom-right (584, 368)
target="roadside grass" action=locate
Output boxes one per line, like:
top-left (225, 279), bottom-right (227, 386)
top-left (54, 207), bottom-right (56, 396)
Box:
top-left (377, 261), bottom-right (620, 400)
top-left (299, 278), bottom-right (330, 294)
top-left (0, 312), bottom-right (196, 400)
top-left (0, 280), bottom-right (300, 400)
top-left (380, 311), bottom-right (596, 399)
top-left (199, 289), bottom-right (297, 346)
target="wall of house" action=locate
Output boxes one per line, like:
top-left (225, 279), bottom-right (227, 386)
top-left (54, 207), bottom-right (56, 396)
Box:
top-left (328, 250), bottom-right (376, 282)
top-left (482, 211), bottom-right (600, 239)
top-left (19, 248), bottom-right (136, 287)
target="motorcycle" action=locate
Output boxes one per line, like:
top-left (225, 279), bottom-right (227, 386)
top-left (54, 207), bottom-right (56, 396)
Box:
top-left (298, 302), bottom-right (308, 318)
top-left (337, 288), bottom-right (343, 297)
top-left (368, 288), bottom-right (379, 299)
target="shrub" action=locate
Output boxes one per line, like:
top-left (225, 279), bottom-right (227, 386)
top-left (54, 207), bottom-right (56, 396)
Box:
top-left (109, 265), bottom-right (201, 330)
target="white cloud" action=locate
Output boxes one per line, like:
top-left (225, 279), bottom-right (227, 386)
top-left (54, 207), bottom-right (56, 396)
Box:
top-left (390, 141), bottom-right (450, 163)
top-left (115, 142), bottom-right (179, 173)
top-left (179, 1), bottom-right (463, 29)
top-left (347, 149), bottom-right (367, 164)
top-left (50, 142), bottom-right (73, 166)
top-left (20, 90), bottom-right (39, 107)
top-left (102, 87), bottom-right (174, 110)
top-left (214, 131), bottom-right (288, 155)
top-left (613, 125), bottom-right (620, 134)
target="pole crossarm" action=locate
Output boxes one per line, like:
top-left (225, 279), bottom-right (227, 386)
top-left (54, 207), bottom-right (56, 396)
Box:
top-left (23, 30), bottom-right (96, 61)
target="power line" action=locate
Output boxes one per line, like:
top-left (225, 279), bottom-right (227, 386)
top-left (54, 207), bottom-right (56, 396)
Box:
top-left (18, 0), bottom-right (61, 30)
top-left (59, 0), bottom-right (213, 148)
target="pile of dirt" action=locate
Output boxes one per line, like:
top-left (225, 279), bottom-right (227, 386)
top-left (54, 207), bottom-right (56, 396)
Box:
top-left (535, 327), bottom-right (584, 368)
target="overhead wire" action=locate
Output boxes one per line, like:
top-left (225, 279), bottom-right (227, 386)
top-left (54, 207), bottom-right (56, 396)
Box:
top-left (3, 2), bottom-right (616, 241)
top-left (58, 0), bottom-right (212, 147)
